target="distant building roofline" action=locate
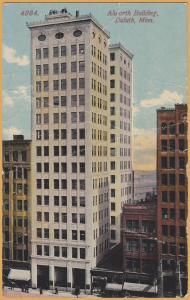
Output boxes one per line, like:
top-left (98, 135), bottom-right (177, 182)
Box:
top-left (27, 11), bottom-right (110, 38)
top-left (109, 43), bottom-right (133, 59)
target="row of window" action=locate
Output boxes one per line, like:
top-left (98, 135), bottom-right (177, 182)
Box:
top-left (36, 162), bottom-right (85, 173)
top-left (162, 225), bottom-right (186, 238)
top-left (4, 167), bottom-right (28, 180)
top-left (92, 113), bottom-right (107, 126)
top-left (91, 62), bottom-right (107, 80)
top-left (162, 242), bottom-right (186, 256)
top-left (36, 111), bottom-right (85, 124)
top-left (36, 78), bottom-right (85, 92)
top-left (91, 79), bottom-right (107, 95)
top-left (36, 179), bottom-right (85, 190)
top-left (110, 80), bottom-right (130, 94)
top-left (110, 93), bottom-right (131, 107)
top-left (161, 122), bottom-right (187, 135)
top-left (36, 129), bottom-right (85, 140)
top-left (36, 195), bottom-right (85, 207)
top-left (161, 156), bottom-right (186, 169)
top-left (36, 145), bottom-right (85, 156)
top-left (37, 212), bottom-right (85, 228)
top-left (36, 61), bottom-right (85, 76)
top-left (162, 207), bottom-right (185, 220)
top-left (93, 193), bottom-right (109, 206)
top-left (4, 183), bottom-right (28, 195)
top-left (91, 45), bottom-right (107, 65)
top-left (4, 150), bottom-right (27, 162)
top-left (161, 139), bottom-right (186, 151)
top-left (161, 173), bottom-right (186, 186)
top-left (3, 217), bottom-right (28, 227)
top-left (93, 225), bottom-right (109, 238)
top-left (38, 30), bottom-right (83, 41)
top-left (36, 245), bottom-right (86, 259)
top-left (36, 226), bottom-right (85, 241)
top-left (110, 65), bottom-right (131, 82)
top-left (125, 220), bottom-right (155, 233)
top-left (161, 191), bottom-right (186, 203)
top-left (91, 95), bottom-right (108, 110)
top-left (36, 95), bottom-right (85, 108)
top-left (36, 45), bottom-right (85, 59)
top-left (110, 52), bottom-right (131, 68)
top-left (126, 240), bottom-right (156, 253)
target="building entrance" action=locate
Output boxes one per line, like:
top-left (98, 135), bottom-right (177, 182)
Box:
top-left (72, 268), bottom-right (85, 289)
top-left (37, 265), bottom-right (49, 289)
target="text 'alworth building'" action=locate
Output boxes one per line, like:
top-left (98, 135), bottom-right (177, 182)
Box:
top-left (27, 9), bottom-right (133, 289)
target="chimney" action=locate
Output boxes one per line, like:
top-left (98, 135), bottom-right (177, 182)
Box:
top-left (76, 10), bottom-right (79, 18)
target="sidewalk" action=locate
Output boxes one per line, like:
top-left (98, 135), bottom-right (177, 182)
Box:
top-left (3, 287), bottom-right (99, 298)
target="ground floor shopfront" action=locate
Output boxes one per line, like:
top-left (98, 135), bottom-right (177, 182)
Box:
top-left (31, 259), bottom-right (91, 290)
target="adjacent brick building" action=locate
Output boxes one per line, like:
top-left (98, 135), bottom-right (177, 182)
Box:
top-left (3, 135), bottom-right (31, 269)
top-left (157, 104), bottom-right (188, 296)
top-left (121, 197), bottom-right (157, 284)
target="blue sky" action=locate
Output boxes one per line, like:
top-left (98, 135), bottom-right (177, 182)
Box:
top-left (3, 3), bottom-right (187, 170)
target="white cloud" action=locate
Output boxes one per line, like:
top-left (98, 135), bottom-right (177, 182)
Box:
top-left (133, 127), bottom-right (156, 151)
top-left (3, 93), bottom-right (14, 107)
top-left (140, 90), bottom-right (183, 108)
top-left (3, 45), bottom-right (29, 66)
top-left (3, 85), bottom-right (30, 108)
top-left (3, 127), bottom-right (22, 140)
top-left (133, 127), bottom-right (156, 170)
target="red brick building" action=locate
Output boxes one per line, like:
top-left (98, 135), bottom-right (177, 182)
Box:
top-left (121, 198), bottom-right (157, 284)
top-left (157, 104), bottom-right (188, 296)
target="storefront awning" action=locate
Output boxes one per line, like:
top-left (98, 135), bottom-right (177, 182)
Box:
top-left (123, 282), bottom-right (157, 293)
top-left (8, 269), bottom-right (31, 281)
top-left (105, 283), bottom-right (123, 291)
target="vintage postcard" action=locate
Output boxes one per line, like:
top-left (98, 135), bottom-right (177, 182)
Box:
top-left (2, 2), bottom-right (188, 298)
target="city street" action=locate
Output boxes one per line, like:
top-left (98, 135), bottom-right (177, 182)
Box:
top-left (3, 287), bottom-right (99, 298)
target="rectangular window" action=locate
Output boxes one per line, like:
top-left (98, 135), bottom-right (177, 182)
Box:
top-left (61, 62), bottom-right (67, 73)
top-left (61, 112), bottom-right (67, 123)
top-left (54, 129), bottom-right (59, 140)
top-left (36, 49), bottom-right (41, 59)
top-left (61, 129), bottom-right (67, 139)
top-left (71, 45), bottom-right (77, 55)
top-left (43, 81), bottom-right (49, 91)
top-left (62, 229), bottom-right (67, 239)
top-left (53, 47), bottom-right (59, 57)
top-left (79, 78), bottom-right (85, 89)
top-left (72, 248), bottom-right (77, 258)
top-left (62, 247), bottom-right (67, 258)
top-left (71, 61), bottom-right (77, 72)
top-left (71, 112), bottom-right (77, 123)
top-left (71, 95), bottom-right (77, 106)
top-left (71, 78), bottom-right (77, 89)
top-left (79, 44), bottom-right (85, 54)
top-left (61, 79), bottom-right (67, 90)
top-left (53, 80), bottom-right (59, 91)
top-left (79, 95), bottom-right (85, 105)
top-left (36, 65), bottom-right (41, 75)
top-left (53, 63), bottom-right (59, 74)
top-left (43, 64), bottom-right (49, 75)
top-left (43, 48), bottom-right (48, 58)
top-left (61, 96), bottom-right (67, 106)
top-left (72, 230), bottom-right (77, 240)
top-left (79, 61), bottom-right (85, 72)
top-left (61, 46), bottom-right (66, 56)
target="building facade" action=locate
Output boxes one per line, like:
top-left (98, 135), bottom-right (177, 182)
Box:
top-left (3, 135), bottom-right (31, 269)
top-left (28, 9), bottom-right (111, 289)
top-left (109, 44), bottom-right (133, 244)
top-left (157, 104), bottom-right (188, 296)
top-left (121, 200), bottom-right (157, 284)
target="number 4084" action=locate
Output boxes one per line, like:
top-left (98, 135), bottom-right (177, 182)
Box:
top-left (20, 10), bottom-right (39, 16)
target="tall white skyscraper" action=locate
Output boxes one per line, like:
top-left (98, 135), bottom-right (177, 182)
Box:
top-left (109, 44), bottom-right (133, 243)
top-left (28, 9), bottom-right (110, 289)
